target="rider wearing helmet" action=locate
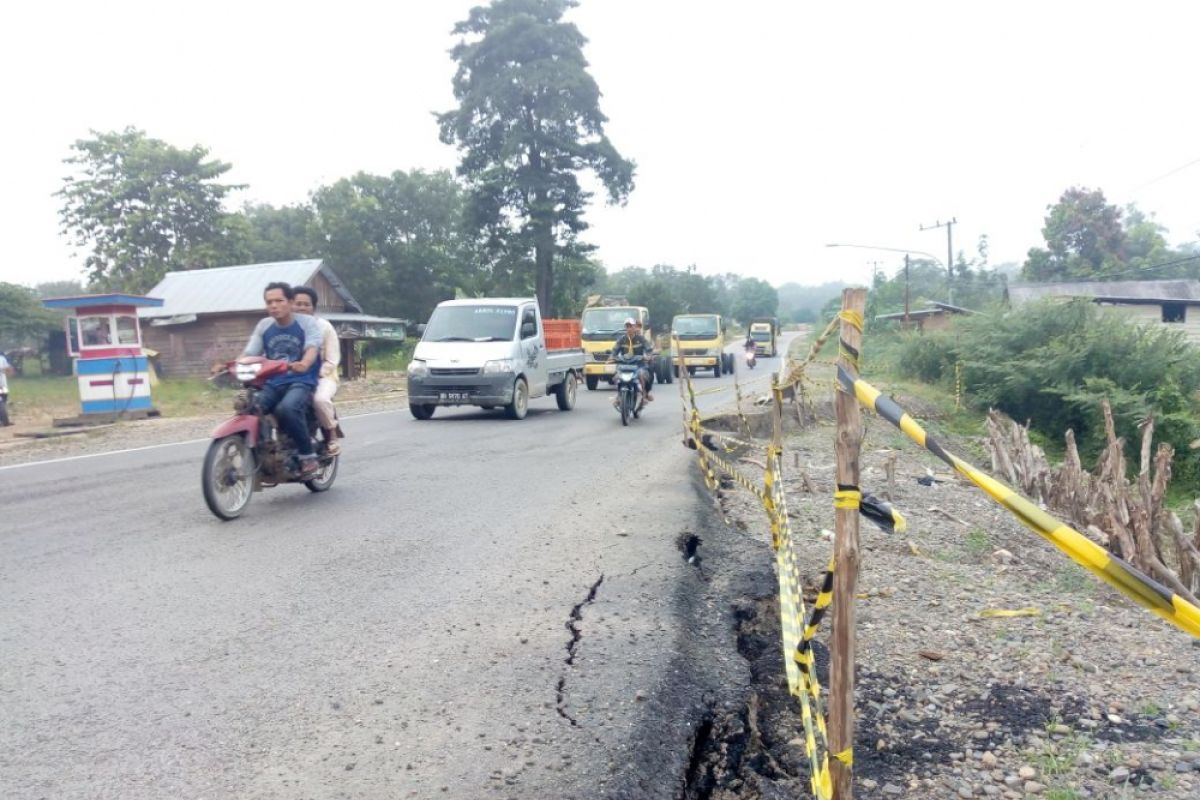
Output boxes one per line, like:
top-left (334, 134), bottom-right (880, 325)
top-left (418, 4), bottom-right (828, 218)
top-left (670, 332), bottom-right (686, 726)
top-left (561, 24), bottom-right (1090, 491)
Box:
top-left (610, 317), bottom-right (654, 405)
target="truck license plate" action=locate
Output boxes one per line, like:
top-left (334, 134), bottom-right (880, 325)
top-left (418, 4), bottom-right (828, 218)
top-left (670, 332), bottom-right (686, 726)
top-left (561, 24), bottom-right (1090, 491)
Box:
top-left (440, 392), bottom-right (469, 402)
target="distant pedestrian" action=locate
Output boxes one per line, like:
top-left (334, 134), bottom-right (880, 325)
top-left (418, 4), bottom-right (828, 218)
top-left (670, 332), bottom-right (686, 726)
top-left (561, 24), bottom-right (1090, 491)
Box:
top-left (0, 351), bottom-right (13, 426)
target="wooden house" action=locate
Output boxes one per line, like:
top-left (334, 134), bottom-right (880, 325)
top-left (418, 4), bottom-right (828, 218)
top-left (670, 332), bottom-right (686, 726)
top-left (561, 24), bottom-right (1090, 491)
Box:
top-left (139, 260), bottom-right (406, 378)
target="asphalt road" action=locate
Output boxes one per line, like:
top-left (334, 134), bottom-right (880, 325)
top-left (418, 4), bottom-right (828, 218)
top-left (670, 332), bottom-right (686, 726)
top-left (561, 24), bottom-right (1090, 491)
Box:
top-left (0, 335), bottom-right (795, 799)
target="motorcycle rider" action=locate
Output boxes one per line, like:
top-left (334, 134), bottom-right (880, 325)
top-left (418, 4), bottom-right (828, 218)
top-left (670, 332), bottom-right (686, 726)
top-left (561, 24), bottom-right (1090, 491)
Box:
top-left (609, 317), bottom-right (654, 406)
top-left (242, 282), bottom-right (324, 475)
top-left (291, 286), bottom-right (342, 456)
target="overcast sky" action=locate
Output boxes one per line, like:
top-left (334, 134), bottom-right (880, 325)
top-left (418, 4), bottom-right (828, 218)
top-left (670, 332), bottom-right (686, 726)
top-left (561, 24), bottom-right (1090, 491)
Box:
top-left (3, 0), bottom-right (1198, 291)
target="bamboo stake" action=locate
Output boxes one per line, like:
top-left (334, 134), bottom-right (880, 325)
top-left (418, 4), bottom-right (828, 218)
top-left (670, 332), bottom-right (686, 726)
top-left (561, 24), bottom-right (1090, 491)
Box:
top-left (830, 288), bottom-right (865, 799)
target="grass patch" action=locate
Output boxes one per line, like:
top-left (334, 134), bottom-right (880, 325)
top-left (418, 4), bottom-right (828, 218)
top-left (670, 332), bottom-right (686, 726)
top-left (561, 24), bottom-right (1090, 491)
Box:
top-left (1052, 566), bottom-right (1097, 596)
top-left (965, 527), bottom-right (990, 559)
top-left (1044, 789), bottom-right (1082, 800)
top-left (364, 341), bottom-right (415, 372)
top-left (7, 373), bottom-right (228, 421)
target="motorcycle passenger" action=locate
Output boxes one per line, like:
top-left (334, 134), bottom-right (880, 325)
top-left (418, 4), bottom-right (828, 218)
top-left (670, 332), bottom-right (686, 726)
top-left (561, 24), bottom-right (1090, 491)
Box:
top-left (291, 286), bottom-right (342, 456)
top-left (744, 333), bottom-right (756, 353)
top-left (610, 317), bottom-right (654, 406)
top-left (242, 282), bottom-right (324, 475)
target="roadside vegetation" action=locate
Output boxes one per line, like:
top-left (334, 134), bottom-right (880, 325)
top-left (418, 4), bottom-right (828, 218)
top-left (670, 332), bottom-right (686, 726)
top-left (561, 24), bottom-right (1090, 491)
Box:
top-left (859, 300), bottom-right (1200, 498)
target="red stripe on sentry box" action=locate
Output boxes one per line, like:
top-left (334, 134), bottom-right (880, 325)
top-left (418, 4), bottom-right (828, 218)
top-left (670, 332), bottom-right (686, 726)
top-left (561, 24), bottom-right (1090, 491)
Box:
top-left (126, 379), bottom-right (144, 386)
top-left (89, 380), bottom-right (115, 387)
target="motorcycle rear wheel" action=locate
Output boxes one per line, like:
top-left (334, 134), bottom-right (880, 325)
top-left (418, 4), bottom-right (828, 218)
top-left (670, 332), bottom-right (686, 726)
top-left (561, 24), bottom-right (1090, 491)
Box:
top-left (203, 435), bottom-right (256, 520)
top-left (305, 454), bottom-right (339, 492)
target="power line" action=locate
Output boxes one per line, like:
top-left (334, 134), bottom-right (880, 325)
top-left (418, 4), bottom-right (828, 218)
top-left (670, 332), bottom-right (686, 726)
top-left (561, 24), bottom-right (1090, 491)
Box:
top-left (1129, 155), bottom-right (1200, 194)
top-left (1097, 252), bottom-right (1200, 279)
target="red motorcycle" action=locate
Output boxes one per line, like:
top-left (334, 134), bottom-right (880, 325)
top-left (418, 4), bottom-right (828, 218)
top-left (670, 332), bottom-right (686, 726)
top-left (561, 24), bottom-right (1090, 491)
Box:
top-left (202, 356), bottom-right (338, 520)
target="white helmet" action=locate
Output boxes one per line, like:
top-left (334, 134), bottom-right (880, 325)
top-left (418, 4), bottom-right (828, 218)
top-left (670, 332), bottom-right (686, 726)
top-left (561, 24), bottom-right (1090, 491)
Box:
top-left (624, 317), bottom-right (636, 326)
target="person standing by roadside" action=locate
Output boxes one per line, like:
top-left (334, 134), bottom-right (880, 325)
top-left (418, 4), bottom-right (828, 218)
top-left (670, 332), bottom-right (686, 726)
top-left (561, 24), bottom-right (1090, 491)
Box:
top-left (0, 351), bottom-right (13, 426)
top-left (292, 286), bottom-right (342, 455)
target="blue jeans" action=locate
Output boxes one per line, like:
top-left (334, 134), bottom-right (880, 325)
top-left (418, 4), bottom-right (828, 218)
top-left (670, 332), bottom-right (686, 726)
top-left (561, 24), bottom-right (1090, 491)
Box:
top-left (255, 382), bottom-right (315, 457)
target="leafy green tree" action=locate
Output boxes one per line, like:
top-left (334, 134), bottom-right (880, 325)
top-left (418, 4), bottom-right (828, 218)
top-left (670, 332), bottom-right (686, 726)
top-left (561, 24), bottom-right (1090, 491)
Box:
top-left (34, 280), bottom-right (87, 299)
top-left (1022, 187), bottom-right (1127, 281)
top-left (311, 170), bottom-right (475, 322)
top-left (235, 203), bottom-right (318, 264)
top-left (731, 277), bottom-right (779, 323)
top-left (56, 127), bottom-right (243, 292)
top-left (599, 266), bottom-right (650, 297)
top-left (778, 281), bottom-right (847, 324)
top-left (0, 283), bottom-right (59, 347)
top-left (626, 265), bottom-right (719, 328)
top-left (438, 0), bottom-right (635, 314)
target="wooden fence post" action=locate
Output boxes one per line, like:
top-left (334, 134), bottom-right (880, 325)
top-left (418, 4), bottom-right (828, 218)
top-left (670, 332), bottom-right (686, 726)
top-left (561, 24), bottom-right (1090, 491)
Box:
top-left (830, 288), bottom-right (866, 799)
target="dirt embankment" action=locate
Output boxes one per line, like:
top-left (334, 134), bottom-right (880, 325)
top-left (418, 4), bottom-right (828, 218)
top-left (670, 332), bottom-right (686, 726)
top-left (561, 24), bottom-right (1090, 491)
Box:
top-left (682, 398), bottom-right (1200, 800)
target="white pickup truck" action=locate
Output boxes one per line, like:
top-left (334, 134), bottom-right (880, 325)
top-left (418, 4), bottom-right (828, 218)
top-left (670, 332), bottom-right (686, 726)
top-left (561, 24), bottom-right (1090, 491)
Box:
top-left (406, 298), bottom-right (585, 420)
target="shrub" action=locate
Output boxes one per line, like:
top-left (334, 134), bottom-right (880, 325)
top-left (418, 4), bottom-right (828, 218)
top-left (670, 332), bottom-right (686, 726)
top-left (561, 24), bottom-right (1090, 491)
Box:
top-left (886, 299), bottom-right (1200, 488)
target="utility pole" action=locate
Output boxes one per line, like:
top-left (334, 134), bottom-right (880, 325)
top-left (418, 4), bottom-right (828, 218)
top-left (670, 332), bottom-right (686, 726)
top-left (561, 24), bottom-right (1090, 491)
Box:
top-left (868, 260), bottom-right (882, 286)
top-left (903, 254), bottom-right (910, 329)
top-left (919, 217), bottom-right (957, 305)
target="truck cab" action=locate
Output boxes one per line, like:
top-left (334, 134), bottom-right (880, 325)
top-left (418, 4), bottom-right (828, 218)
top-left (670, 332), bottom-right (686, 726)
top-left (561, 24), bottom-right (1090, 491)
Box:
top-left (670, 313), bottom-right (728, 378)
top-left (407, 298), bottom-right (584, 420)
top-left (749, 317), bottom-right (779, 357)
top-left (580, 305), bottom-right (652, 391)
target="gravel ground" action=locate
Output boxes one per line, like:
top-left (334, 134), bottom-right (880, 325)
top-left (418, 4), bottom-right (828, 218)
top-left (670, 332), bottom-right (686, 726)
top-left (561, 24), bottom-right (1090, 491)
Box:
top-left (686, 395), bottom-right (1200, 800)
top-left (0, 374), bottom-right (411, 468)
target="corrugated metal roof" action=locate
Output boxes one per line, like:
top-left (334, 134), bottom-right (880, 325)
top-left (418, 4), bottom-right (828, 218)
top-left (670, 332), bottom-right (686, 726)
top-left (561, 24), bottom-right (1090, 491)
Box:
top-left (1009, 279), bottom-right (1200, 304)
top-left (139, 260), bottom-right (363, 318)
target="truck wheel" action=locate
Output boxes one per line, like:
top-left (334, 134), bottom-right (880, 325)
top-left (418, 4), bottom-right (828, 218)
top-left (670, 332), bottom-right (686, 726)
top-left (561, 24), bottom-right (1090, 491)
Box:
top-left (586, 375), bottom-right (599, 391)
top-left (714, 358), bottom-right (722, 378)
top-left (725, 353), bottom-right (736, 375)
top-left (556, 372), bottom-right (577, 411)
top-left (506, 377), bottom-right (529, 420)
top-left (410, 403), bottom-right (436, 420)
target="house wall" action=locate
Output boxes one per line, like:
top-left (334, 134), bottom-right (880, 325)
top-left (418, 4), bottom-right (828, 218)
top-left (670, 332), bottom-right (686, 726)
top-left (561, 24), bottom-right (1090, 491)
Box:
top-left (1102, 303), bottom-right (1200, 345)
top-left (311, 273), bottom-right (352, 312)
top-left (142, 313), bottom-right (259, 378)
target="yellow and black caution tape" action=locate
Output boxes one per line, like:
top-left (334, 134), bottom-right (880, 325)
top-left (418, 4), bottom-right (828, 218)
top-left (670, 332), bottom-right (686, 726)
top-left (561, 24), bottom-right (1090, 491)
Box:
top-left (695, 439), bottom-right (769, 505)
top-left (837, 366), bottom-right (1200, 640)
top-left (766, 448), bottom-right (835, 799)
top-left (678, 348), bottom-right (847, 797)
top-left (979, 607), bottom-right (1041, 619)
top-left (859, 493), bottom-right (906, 534)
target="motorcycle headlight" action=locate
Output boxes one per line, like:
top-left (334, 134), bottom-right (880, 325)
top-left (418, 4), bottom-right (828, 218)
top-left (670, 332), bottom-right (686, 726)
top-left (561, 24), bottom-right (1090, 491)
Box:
top-left (482, 359), bottom-right (517, 374)
top-left (234, 362), bottom-right (263, 383)
top-left (407, 359), bottom-right (428, 378)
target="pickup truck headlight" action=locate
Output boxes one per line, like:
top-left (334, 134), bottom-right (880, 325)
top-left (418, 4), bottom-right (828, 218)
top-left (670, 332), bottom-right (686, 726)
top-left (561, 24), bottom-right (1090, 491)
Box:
top-left (407, 359), bottom-right (428, 378)
top-left (482, 359), bottom-right (518, 374)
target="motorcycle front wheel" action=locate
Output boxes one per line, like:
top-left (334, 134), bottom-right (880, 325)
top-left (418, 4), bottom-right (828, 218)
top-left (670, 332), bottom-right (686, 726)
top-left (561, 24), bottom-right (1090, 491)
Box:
top-left (202, 435), bottom-right (256, 520)
top-left (620, 389), bottom-right (630, 426)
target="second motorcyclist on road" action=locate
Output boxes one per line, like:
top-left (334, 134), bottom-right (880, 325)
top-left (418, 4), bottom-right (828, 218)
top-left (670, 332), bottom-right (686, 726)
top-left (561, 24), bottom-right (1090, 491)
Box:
top-left (243, 282), bottom-right (324, 474)
top-left (610, 317), bottom-right (654, 405)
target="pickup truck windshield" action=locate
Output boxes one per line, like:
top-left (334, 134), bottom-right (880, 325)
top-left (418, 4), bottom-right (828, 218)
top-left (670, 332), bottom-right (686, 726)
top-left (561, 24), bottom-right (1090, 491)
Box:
top-left (672, 317), bottom-right (719, 339)
top-left (582, 308), bottom-right (636, 335)
top-left (424, 305), bottom-right (518, 342)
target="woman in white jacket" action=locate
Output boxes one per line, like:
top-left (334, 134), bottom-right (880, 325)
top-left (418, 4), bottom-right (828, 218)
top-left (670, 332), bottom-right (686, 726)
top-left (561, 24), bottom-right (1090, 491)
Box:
top-left (292, 287), bottom-right (342, 455)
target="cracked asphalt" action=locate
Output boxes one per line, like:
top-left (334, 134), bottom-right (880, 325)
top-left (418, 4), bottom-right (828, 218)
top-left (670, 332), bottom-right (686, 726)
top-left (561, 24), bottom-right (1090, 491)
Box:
top-left (0, 337), bottom-right (793, 799)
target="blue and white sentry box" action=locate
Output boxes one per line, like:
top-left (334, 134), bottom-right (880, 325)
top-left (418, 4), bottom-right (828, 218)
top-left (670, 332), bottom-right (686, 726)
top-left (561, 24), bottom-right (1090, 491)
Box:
top-left (42, 293), bottom-right (165, 416)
